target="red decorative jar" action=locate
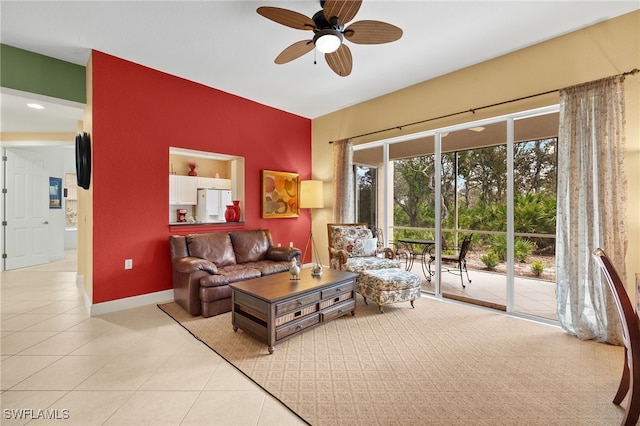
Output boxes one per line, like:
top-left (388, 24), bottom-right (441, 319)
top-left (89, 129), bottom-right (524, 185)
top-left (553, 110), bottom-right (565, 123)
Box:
top-left (225, 205), bottom-right (235, 222)
top-left (232, 200), bottom-right (241, 222)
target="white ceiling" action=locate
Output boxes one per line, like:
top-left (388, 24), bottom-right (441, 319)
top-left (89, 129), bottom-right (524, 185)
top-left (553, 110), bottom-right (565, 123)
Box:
top-left (1, 1), bottom-right (638, 134)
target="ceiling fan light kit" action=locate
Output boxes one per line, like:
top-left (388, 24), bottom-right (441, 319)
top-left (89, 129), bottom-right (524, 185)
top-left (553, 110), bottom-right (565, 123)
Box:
top-left (313, 29), bottom-right (343, 53)
top-left (257, 0), bottom-right (402, 77)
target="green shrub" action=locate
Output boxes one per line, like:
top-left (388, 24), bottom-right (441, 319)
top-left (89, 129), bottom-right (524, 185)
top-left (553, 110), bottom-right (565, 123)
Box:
top-left (490, 235), bottom-right (536, 262)
top-left (514, 238), bottom-right (536, 262)
top-left (481, 251), bottom-right (500, 270)
top-left (530, 260), bottom-right (544, 276)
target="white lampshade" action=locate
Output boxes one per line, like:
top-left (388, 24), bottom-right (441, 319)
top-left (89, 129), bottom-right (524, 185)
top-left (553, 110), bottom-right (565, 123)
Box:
top-left (300, 180), bottom-right (324, 209)
top-left (313, 29), bottom-right (343, 54)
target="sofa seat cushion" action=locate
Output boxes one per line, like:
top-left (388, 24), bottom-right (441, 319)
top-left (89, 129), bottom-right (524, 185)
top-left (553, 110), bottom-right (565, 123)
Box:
top-left (199, 285), bottom-right (232, 302)
top-left (246, 260), bottom-right (291, 276)
top-left (217, 264), bottom-right (262, 282)
top-left (342, 256), bottom-right (402, 273)
top-left (187, 232), bottom-right (236, 267)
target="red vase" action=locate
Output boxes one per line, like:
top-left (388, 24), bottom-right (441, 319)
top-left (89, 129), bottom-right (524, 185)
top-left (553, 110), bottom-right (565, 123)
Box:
top-left (225, 205), bottom-right (235, 222)
top-left (232, 200), bottom-right (241, 222)
top-left (188, 170), bottom-right (197, 176)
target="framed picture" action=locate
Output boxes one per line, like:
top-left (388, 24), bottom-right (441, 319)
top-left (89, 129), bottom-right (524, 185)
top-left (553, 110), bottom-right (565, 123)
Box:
top-left (262, 170), bottom-right (299, 218)
top-left (49, 177), bottom-right (62, 209)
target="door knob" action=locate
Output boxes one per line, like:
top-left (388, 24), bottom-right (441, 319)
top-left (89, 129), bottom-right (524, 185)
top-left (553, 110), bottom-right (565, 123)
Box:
top-left (43, 221), bottom-right (49, 224)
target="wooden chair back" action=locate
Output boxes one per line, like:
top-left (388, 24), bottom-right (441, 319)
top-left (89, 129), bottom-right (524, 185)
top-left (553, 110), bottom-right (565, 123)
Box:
top-left (593, 248), bottom-right (640, 425)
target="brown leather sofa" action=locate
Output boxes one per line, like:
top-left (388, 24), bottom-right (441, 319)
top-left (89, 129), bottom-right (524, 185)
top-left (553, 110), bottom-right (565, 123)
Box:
top-left (169, 229), bottom-right (301, 317)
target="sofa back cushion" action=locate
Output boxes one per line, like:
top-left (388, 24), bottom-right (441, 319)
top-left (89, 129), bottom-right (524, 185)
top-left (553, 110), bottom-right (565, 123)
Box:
top-left (330, 226), bottom-right (377, 257)
top-left (230, 230), bottom-right (273, 263)
top-left (187, 232), bottom-right (236, 267)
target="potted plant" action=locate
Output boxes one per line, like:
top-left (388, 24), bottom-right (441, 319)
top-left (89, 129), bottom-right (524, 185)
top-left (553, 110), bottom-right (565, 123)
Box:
top-left (187, 161), bottom-right (198, 176)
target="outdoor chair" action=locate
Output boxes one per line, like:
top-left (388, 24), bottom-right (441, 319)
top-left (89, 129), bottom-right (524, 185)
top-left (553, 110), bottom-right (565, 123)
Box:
top-left (593, 248), bottom-right (640, 426)
top-left (427, 233), bottom-right (473, 288)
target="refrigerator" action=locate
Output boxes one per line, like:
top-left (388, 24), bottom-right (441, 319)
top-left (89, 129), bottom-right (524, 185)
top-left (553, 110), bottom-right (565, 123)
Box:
top-left (196, 189), bottom-right (232, 223)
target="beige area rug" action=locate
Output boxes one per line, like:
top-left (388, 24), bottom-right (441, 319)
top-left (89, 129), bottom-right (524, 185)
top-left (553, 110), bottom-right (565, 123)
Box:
top-left (159, 296), bottom-right (626, 425)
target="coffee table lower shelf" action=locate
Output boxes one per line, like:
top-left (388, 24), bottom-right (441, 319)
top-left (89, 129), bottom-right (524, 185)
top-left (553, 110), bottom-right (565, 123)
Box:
top-left (230, 269), bottom-right (357, 354)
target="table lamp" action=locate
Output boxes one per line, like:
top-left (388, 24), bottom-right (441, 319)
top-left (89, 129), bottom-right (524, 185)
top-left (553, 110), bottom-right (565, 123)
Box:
top-left (300, 180), bottom-right (324, 276)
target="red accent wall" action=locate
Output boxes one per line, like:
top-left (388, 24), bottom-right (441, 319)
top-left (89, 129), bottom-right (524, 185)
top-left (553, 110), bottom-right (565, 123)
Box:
top-left (91, 51), bottom-right (311, 304)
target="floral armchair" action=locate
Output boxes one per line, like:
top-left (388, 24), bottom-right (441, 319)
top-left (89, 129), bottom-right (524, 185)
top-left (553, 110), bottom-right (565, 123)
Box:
top-left (327, 223), bottom-right (402, 273)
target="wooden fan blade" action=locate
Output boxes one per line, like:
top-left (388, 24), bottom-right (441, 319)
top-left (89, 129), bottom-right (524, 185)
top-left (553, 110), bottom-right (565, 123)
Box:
top-left (257, 6), bottom-right (315, 30)
top-left (325, 44), bottom-right (353, 77)
top-left (275, 40), bottom-right (314, 64)
top-left (323, 0), bottom-right (362, 25)
top-left (344, 20), bottom-right (403, 44)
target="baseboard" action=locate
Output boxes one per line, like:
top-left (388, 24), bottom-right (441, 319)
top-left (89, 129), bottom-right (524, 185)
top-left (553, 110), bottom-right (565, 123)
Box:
top-left (88, 289), bottom-right (174, 316)
top-left (75, 275), bottom-right (91, 315)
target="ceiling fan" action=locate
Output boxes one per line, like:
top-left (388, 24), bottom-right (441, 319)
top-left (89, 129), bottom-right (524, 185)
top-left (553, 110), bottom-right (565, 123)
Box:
top-left (257, 0), bottom-right (403, 77)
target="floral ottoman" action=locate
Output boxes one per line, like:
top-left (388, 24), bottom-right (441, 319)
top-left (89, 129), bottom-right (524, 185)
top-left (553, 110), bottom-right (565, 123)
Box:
top-left (357, 268), bottom-right (421, 313)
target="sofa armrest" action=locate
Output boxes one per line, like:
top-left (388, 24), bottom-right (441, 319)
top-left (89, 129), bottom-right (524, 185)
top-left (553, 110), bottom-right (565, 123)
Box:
top-left (329, 247), bottom-right (348, 269)
top-left (266, 246), bottom-right (302, 262)
top-left (173, 257), bottom-right (218, 274)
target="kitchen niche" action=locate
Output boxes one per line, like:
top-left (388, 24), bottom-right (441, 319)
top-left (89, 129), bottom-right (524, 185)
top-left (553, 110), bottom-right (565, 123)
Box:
top-left (169, 147), bottom-right (245, 225)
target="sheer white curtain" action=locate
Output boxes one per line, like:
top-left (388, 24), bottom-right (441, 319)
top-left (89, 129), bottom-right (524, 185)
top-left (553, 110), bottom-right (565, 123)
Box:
top-left (332, 138), bottom-right (354, 223)
top-left (556, 75), bottom-right (628, 345)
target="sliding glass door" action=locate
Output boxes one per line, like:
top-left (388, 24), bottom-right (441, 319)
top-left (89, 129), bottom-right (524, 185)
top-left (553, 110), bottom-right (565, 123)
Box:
top-left (437, 122), bottom-right (508, 309)
top-left (512, 114), bottom-right (558, 320)
top-left (353, 106), bottom-right (559, 321)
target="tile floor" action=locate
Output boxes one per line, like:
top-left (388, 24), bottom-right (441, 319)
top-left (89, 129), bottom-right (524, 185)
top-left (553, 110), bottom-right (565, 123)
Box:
top-left (1, 251), bottom-right (306, 426)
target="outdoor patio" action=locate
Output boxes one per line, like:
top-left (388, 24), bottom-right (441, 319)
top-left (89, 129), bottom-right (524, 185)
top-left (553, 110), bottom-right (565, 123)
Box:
top-left (407, 261), bottom-right (558, 321)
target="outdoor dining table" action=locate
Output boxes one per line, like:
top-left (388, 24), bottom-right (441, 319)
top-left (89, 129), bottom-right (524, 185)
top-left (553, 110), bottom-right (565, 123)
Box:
top-left (395, 238), bottom-right (436, 279)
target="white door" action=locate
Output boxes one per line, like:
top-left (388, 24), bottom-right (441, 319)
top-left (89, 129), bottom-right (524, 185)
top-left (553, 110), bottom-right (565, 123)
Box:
top-left (3, 148), bottom-right (49, 270)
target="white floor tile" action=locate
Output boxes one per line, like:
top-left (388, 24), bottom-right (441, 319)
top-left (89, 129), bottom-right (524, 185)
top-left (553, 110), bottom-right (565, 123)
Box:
top-left (1, 331), bottom-right (58, 355)
top-left (28, 390), bottom-right (133, 425)
top-left (0, 355), bottom-right (62, 390)
top-left (103, 390), bottom-right (199, 425)
top-left (182, 390), bottom-right (265, 426)
top-left (11, 355), bottom-right (113, 391)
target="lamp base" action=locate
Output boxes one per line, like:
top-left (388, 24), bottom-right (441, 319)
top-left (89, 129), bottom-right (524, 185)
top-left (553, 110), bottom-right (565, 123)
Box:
top-left (311, 264), bottom-right (323, 277)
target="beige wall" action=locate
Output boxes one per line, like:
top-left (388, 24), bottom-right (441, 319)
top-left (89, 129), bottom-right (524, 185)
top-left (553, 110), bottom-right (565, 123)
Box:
top-left (312, 11), bottom-right (640, 291)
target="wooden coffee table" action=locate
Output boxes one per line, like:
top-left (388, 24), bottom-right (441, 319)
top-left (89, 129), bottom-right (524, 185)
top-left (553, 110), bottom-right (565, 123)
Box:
top-left (229, 268), bottom-right (358, 354)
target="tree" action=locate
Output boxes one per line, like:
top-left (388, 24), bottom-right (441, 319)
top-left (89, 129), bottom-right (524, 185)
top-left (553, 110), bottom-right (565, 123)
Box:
top-left (393, 157), bottom-right (432, 227)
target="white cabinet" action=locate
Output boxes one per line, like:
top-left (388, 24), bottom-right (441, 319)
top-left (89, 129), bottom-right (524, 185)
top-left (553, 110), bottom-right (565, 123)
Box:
top-left (213, 178), bottom-right (231, 189)
top-left (197, 177), bottom-right (231, 190)
top-left (197, 177), bottom-right (214, 189)
top-left (169, 175), bottom-right (178, 204)
top-left (169, 175), bottom-right (197, 205)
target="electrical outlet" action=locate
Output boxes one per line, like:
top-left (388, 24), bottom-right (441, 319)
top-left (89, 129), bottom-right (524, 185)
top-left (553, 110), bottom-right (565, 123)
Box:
top-left (124, 259), bottom-right (133, 269)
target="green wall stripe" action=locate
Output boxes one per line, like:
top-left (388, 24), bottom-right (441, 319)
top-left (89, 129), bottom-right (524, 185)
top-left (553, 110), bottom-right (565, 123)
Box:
top-left (1, 44), bottom-right (86, 103)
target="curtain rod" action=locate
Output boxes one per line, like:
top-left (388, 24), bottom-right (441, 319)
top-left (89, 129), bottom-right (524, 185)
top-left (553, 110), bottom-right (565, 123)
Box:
top-left (329, 68), bottom-right (639, 143)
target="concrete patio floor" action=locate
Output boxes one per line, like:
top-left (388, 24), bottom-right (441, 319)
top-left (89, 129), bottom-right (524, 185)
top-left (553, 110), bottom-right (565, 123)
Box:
top-left (407, 261), bottom-right (558, 321)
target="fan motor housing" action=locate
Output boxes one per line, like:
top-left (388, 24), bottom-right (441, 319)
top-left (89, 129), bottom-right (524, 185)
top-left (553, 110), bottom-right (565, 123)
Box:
top-left (312, 9), bottom-right (341, 30)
